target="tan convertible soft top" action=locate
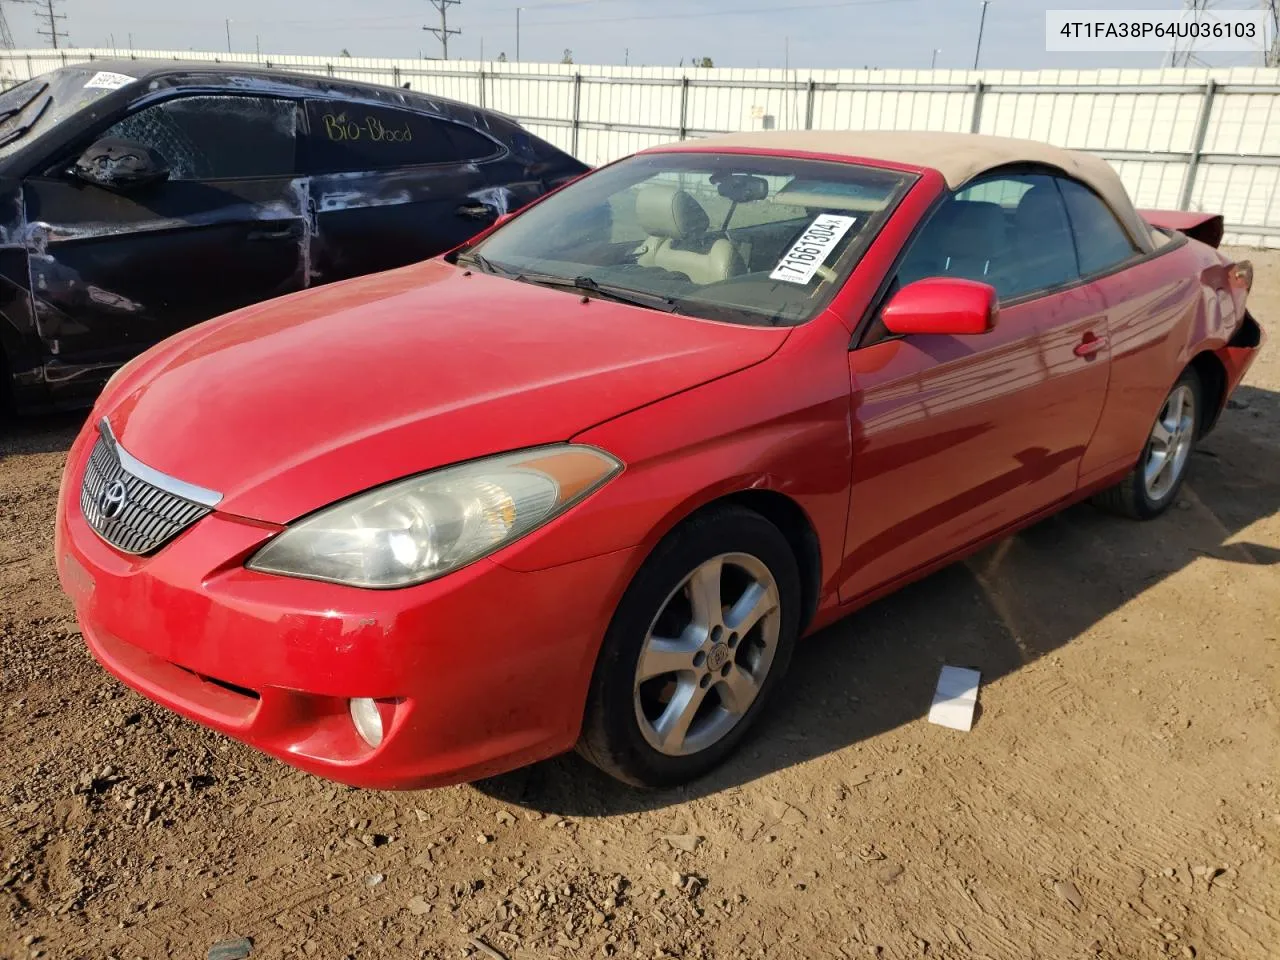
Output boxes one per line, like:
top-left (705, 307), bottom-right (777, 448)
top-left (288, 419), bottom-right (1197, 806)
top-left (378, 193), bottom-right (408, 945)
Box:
top-left (671, 130), bottom-right (1156, 252)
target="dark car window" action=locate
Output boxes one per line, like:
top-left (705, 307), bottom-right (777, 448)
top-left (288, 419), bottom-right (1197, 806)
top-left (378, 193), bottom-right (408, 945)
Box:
top-left (897, 173), bottom-right (1080, 301)
top-left (303, 100), bottom-right (461, 173)
top-left (1058, 177), bottom-right (1141, 276)
top-left (100, 95), bottom-right (297, 181)
top-left (445, 123), bottom-right (503, 162)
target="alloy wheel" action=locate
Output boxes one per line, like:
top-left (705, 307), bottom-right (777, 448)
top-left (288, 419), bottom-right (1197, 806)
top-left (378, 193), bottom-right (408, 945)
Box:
top-left (1144, 383), bottom-right (1196, 502)
top-left (632, 552), bottom-right (781, 757)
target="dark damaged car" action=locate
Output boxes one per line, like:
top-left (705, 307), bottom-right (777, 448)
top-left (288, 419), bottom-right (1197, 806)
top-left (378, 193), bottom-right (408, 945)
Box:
top-left (0, 61), bottom-right (587, 414)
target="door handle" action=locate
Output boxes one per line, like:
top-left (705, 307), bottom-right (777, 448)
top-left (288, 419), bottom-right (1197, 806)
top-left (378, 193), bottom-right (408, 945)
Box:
top-left (1074, 333), bottom-right (1108, 358)
top-left (456, 203), bottom-right (498, 220)
top-left (247, 227), bottom-right (296, 242)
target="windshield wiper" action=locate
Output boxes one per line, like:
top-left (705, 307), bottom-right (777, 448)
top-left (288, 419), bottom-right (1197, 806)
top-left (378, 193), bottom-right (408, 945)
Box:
top-left (0, 81), bottom-right (48, 126)
top-left (515, 273), bottom-right (679, 312)
top-left (454, 251), bottom-right (520, 278)
top-left (0, 96), bottom-right (50, 148)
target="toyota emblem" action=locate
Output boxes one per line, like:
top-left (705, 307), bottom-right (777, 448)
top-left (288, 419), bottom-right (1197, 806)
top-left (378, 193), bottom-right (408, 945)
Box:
top-left (99, 479), bottom-right (128, 521)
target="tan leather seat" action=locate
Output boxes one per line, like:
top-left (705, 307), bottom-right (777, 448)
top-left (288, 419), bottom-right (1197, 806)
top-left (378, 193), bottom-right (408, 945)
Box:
top-left (634, 185), bottom-right (744, 285)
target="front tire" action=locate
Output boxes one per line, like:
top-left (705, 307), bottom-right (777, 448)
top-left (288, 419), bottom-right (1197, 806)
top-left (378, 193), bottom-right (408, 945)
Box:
top-left (578, 505), bottom-right (801, 788)
top-left (1093, 368), bottom-right (1201, 520)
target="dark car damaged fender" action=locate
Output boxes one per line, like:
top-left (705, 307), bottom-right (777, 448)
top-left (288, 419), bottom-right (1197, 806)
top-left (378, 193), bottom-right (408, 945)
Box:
top-left (0, 59), bottom-right (589, 415)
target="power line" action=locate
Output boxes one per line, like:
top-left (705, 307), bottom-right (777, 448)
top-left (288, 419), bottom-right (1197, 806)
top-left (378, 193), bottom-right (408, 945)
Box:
top-left (522, 0), bottom-right (911, 29)
top-left (0, 2), bottom-right (15, 50)
top-left (16, 0), bottom-right (68, 50)
top-left (424, 0), bottom-right (461, 60)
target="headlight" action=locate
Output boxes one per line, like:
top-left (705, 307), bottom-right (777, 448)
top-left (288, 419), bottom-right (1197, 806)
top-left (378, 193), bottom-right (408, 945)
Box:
top-left (246, 445), bottom-right (622, 588)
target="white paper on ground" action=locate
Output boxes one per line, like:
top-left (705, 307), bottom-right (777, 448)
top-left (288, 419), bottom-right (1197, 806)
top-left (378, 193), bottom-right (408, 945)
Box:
top-left (928, 665), bottom-right (981, 731)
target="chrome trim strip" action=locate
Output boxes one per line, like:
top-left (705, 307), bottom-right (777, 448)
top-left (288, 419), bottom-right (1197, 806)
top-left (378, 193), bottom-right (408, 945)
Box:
top-left (98, 418), bottom-right (224, 509)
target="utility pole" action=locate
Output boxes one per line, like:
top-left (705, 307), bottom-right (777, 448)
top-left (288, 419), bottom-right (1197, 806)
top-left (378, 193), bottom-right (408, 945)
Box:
top-left (931, 47), bottom-right (941, 69)
top-left (973, 1), bottom-right (990, 69)
top-left (22, 0), bottom-right (69, 50)
top-left (516, 6), bottom-right (521, 62)
top-left (424, 0), bottom-right (461, 60)
top-left (225, 18), bottom-right (232, 53)
top-left (0, 3), bottom-right (13, 50)
top-left (1261, 0), bottom-right (1280, 65)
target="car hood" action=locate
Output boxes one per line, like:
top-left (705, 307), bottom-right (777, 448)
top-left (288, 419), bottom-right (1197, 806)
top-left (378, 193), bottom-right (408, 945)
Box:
top-left (103, 260), bottom-right (789, 524)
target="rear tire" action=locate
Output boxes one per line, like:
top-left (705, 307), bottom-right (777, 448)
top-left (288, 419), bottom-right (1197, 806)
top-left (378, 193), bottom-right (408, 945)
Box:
top-left (578, 505), bottom-right (801, 788)
top-left (1093, 368), bottom-right (1201, 520)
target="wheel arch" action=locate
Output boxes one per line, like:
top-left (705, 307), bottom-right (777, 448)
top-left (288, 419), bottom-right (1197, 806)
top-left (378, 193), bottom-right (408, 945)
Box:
top-left (1188, 348), bottom-right (1228, 438)
top-left (667, 488), bottom-right (823, 636)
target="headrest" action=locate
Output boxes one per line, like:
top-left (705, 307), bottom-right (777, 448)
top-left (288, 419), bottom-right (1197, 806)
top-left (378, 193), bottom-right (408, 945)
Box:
top-left (636, 185), bottom-right (711, 239)
top-left (934, 200), bottom-right (1007, 246)
top-left (1015, 185), bottom-right (1071, 234)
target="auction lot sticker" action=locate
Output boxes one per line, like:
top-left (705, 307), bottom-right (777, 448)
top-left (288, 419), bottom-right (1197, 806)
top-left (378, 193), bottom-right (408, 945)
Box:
top-left (770, 214), bottom-right (857, 285)
top-left (84, 71), bottom-right (136, 91)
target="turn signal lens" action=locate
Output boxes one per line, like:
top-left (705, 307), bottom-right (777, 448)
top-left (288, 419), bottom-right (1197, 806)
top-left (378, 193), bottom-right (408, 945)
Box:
top-left (1230, 260), bottom-right (1254, 292)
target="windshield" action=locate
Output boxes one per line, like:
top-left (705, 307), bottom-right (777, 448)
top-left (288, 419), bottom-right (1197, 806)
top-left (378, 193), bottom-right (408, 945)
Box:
top-left (0, 68), bottom-right (135, 158)
top-left (463, 152), bottom-right (914, 326)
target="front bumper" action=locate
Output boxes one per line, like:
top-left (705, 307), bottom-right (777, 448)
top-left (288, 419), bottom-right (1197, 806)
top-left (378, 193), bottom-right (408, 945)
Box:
top-left (55, 425), bottom-right (640, 789)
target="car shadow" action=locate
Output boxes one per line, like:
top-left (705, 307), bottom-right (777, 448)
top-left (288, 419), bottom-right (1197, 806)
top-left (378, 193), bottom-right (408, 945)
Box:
top-left (0, 411), bottom-right (86, 458)
top-left (472, 384), bottom-right (1280, 815)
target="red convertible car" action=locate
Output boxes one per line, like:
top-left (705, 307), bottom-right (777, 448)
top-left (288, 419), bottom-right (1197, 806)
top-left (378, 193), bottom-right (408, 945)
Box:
top-left (56, 131), bottom-right (1263, 789)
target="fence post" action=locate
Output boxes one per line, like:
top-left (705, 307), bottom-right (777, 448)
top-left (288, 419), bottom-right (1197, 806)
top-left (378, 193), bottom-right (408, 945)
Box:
top-left (1180, 78), bottom-right (1216, 212)
top-left (477, 67), bottom-right (486, 108)
top-left (571, 72), bottom-right (583, 156)
top-left (393, 65), bottom-right (401, 88)
top-left (805, 79), bottom-right (817, 130)
top-left (969, 79), bottom-right (985, 134)
top-left (679, 76), bottom-right (690, 140)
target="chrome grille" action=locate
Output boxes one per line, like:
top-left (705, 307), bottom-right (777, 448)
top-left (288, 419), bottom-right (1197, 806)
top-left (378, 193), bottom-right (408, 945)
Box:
top-left (79, 426), bottom-right (214, 556)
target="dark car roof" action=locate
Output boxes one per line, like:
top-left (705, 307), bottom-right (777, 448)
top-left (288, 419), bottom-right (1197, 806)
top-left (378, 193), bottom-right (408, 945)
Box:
top-left (72, 57), bottom-right (520, 126)
top-left (0, 59), bottom-right (576, 178)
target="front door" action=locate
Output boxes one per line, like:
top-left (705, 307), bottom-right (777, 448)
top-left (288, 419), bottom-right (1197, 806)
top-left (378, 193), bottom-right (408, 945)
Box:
top-left (839, 172), bottom-right (1110, 602)
top-left (22, 93), bottom-right (306, 381)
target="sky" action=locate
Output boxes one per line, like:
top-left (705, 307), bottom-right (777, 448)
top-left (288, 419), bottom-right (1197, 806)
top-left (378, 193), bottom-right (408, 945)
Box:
top-left (7, 0), bottom-right (1274, 70)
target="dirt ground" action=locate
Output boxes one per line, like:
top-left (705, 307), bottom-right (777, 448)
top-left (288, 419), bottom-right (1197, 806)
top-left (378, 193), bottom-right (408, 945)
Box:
top-left (2, 249), bottom-right (1278, 960)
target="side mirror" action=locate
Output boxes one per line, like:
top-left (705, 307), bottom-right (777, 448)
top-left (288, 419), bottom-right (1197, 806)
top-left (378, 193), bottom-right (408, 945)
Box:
top-left (72, 138), bottom-right (170, 191)
top-left (881, 277), bottom-right (998, 337)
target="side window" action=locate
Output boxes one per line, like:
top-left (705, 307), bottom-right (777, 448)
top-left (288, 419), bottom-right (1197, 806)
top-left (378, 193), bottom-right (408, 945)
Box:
top-left (896, 173), bottom-right (1079, 301)
top-left (101, 96), bottom-right (297, 181)
top-left (303, 100), bottom-right (460, 173)
top-left (445, 123), bottom-right (503, 162)
top-left (1058, 178), bottom-right (1140, 276)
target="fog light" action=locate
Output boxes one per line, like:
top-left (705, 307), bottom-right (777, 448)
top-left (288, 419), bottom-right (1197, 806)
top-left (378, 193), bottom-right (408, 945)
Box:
top-left (349, 697), bottom-right (384, 748)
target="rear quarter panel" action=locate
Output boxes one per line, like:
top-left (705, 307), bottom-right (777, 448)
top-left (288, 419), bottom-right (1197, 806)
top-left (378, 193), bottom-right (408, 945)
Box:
top-left (1079, 239), bottom-right (1240, 485)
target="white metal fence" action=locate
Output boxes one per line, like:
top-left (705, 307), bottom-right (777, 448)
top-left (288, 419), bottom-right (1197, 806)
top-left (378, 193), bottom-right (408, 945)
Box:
top-left (5, 48), bottom-right (1280, 246)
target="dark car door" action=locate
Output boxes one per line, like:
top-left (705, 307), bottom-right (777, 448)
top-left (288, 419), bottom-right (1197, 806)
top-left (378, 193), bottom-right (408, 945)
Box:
top-left (22, 93), bottom-right (306, 380)
top-left (302, 99), bottom-right (497, 284)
